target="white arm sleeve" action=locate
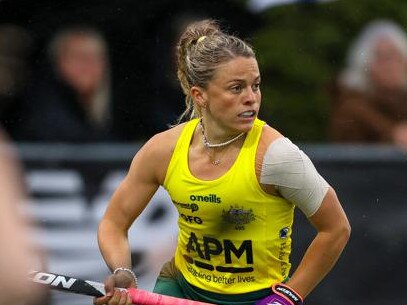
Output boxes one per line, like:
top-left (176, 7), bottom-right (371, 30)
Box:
top-left (260, 137), bottom-right (329, 217)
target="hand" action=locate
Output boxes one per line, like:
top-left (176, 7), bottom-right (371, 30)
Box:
top-left (255, 283), bottom-right (303, 305)
top-left (93, 274), bottom-right (134, 305)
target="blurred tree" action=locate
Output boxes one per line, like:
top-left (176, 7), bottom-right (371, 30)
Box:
top-left (252, 0), bottom-right (407, 141)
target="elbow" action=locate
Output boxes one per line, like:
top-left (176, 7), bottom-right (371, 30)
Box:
top-left (97, 216), bottom-right (129, 246)
top-left (337, 219), bottom-right (351, 248)
top-left (343, 212), bottom-right (351, 239)
top-left (97, 217), bottom-right (115, 246)
top-left (345, 221), bottom-right (351, 242)
top-left (96, 218), bottom-right (106, 246)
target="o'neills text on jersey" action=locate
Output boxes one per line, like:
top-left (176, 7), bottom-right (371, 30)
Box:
top-left (190, 194), bottom-right (221, 203)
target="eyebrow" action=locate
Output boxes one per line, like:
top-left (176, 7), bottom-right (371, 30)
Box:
top-left (226, 75), bottom-right (261, 84)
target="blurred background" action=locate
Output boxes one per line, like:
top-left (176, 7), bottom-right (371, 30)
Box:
top-left (1, 0), bottom-right (407, 304)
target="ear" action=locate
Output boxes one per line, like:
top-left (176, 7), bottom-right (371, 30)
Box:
top-left (190, 86), bottom-right (207, 108)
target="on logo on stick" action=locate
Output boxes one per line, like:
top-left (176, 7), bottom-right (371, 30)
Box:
top-left (31, 272), bottom-right (76, 289)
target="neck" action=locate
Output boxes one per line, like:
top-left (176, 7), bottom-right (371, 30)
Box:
top-left (199, 118), bottom-right (246, 149)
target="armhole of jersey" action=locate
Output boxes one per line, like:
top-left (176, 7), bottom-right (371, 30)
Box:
top-left (163, 120), bottom-right (197, 188)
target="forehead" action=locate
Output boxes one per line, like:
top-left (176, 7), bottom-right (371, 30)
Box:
top-left (63, 35), bottom-right (103, 53)
top-left (211, 56), bottom-right (260, 82)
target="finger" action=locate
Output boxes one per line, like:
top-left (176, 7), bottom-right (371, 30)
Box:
top-left (93, 295), bottom-right (112, 305)
top-left (109, 289), bottom-right (126, 305)
top-left (118, 290), bottom-right (130, 305)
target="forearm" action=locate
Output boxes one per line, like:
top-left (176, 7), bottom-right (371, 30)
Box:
top-left (98, 218), bottom-right (133, 272)
top-left (287, 228), bottom-right (350, 298)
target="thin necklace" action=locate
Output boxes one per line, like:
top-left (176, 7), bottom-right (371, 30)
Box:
top-left (199, 119), bottom-right (246, 149)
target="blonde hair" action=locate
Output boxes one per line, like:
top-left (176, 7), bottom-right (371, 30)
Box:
top-left (175, 19), bottom-right (255, 123)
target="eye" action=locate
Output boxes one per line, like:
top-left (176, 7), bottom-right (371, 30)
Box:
top-left (252, 82), bottom-right (261, 92)
top-left (230, 84), bottom-right (242, 93)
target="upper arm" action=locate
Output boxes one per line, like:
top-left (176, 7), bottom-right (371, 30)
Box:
top-left (259, 136), bottom-right (329, 217)
top-left (102, 132), bottom-right (175, 231)
top-left (308, 187), bottom-right (350, 235)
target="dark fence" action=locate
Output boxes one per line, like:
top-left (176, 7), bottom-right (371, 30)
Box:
top-left (17, 143), bottom-right (407, 305)
top-left (295, 144), bottom-right (407, 305)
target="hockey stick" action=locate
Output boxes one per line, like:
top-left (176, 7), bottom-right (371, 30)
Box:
top-left (29, 270), bottom-right (214, 305)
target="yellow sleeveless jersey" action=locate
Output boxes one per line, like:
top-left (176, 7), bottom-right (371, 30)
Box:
top-left (163, 118), bottom-right (294, 294)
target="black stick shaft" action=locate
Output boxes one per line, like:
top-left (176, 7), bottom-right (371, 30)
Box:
top-left (29, 270), bottom-right (105, 297)
top-left (29, 270), bottom-right (215, 305)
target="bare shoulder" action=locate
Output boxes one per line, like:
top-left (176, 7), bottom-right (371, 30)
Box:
top-left (257, 124), bottom-right (284, 155)
top-left (130, 123), bottom-right (187, 183)
top-left (143, 123), bottom-right (186, 157)
top-left (255, 124), bottom-right (284, 193)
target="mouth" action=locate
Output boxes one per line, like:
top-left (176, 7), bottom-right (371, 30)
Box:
top-left (238, 110), bottom-right (256, 118)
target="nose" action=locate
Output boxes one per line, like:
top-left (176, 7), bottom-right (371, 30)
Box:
top-left (244, 87), bottom-right (258, 105)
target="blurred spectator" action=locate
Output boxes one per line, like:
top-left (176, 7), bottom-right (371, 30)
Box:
top-left (0, 24), bottom-right (49, 303)
top-left (0, 129), bottom-right (48, 305)
top-left (15, 26), bottom-right (117, 142)
top-left (0, 24), bottom-right (32, 138)
top-left (329, 20), bottom-right (407, 148)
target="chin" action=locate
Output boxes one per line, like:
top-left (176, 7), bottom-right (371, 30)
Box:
top-left (237, 120), bottom-right (256, 132)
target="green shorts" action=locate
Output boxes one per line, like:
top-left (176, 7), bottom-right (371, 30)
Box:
top-left (152, 259), bottom-right (270, 305)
